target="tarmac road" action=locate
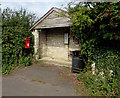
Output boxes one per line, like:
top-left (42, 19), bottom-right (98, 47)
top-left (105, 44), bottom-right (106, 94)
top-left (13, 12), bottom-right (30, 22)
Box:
top-left (2, 63), bottom-right (79, 96)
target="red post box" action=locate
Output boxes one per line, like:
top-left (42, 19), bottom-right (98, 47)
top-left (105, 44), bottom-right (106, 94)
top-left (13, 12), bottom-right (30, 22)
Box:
top-left (25, 38), bottom-right (30, 49)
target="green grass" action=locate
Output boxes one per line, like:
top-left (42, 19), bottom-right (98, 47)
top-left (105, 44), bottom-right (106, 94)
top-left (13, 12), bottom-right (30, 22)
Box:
top-left (0, 28), bottom-right (1, 70)
top-left (0, 46), bottom-right (1, 71)
top-left (76, 88), bottom-right (82, 94)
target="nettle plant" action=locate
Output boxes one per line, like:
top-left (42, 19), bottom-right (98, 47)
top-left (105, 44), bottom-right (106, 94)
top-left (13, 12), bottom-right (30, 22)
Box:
top-left (2, 8), bottom-right (36, 74)
top-left (92, 48), bottom-right (119, 95)
top-left (78, 47), bottom-right (120, 96)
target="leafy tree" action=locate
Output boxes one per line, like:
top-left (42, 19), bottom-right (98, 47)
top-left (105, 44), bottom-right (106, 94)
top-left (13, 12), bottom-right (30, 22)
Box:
top-left (2, 8), bottom-right (36, 74)
top-left (68, 2), bottom-right (120, 62)
top-left (68, 2), bottom-right (120, 96)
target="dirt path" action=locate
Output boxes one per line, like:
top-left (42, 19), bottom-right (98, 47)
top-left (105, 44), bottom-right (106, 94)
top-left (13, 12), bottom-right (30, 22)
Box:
top-left (2, 63), bottom-right (82, 96)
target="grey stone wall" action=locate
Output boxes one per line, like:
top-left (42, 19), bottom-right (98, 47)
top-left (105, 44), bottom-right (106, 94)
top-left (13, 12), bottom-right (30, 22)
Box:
top-left (32, 30), bottom-right (39, 59)
top-left (39, 30), bottom-right (47, 58)
top-left (33, 27), bottom-right (80, 61)
top-left (46, 28), bottom-right (69, 61)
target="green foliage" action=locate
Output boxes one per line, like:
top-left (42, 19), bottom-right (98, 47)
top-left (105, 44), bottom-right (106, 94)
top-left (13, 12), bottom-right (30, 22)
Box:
top-left (2, 8), bottom-right (36, 75)
top-left (92, 48), bottom-right (119, 74)
top-left (77, 46), bottom-right (120, 96)
top-left (68, 2), bottom-right (120, 58)
top-left (78, 63), bottom-right (119, 96)
top-left (68, 2), bottom-right (120, 96)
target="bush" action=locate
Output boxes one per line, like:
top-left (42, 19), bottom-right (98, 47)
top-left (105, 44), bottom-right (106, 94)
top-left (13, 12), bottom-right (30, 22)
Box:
top-left (2, 8), bottom-right (36, 75)
top-left (68, 2), bottom-right (120, 96)
top-left (78, 47), bottom-right (120, 96)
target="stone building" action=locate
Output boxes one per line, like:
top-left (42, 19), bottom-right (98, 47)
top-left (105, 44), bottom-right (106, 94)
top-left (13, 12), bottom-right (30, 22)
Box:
top-left (30, 7), bottom-right (80, 65)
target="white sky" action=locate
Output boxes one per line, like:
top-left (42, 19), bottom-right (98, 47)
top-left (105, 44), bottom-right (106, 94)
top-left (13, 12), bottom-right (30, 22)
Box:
top-left (0, 0), bottom-right (119, 18)
top-left (0, 0), bottom-right (71, 19)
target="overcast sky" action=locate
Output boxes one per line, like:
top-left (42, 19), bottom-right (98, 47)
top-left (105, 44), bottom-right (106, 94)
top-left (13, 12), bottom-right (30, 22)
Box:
top-left (0, 0), bottom-right (71, 19)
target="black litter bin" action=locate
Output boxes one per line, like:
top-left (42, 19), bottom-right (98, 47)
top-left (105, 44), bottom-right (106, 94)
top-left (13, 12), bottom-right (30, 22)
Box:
top-left (72, 51), bottom-right (85, 73)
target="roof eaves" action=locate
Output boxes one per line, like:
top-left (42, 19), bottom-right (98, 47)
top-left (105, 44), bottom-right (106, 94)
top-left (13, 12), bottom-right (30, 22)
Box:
top-left (30, 7), bottom-right (68, 31)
